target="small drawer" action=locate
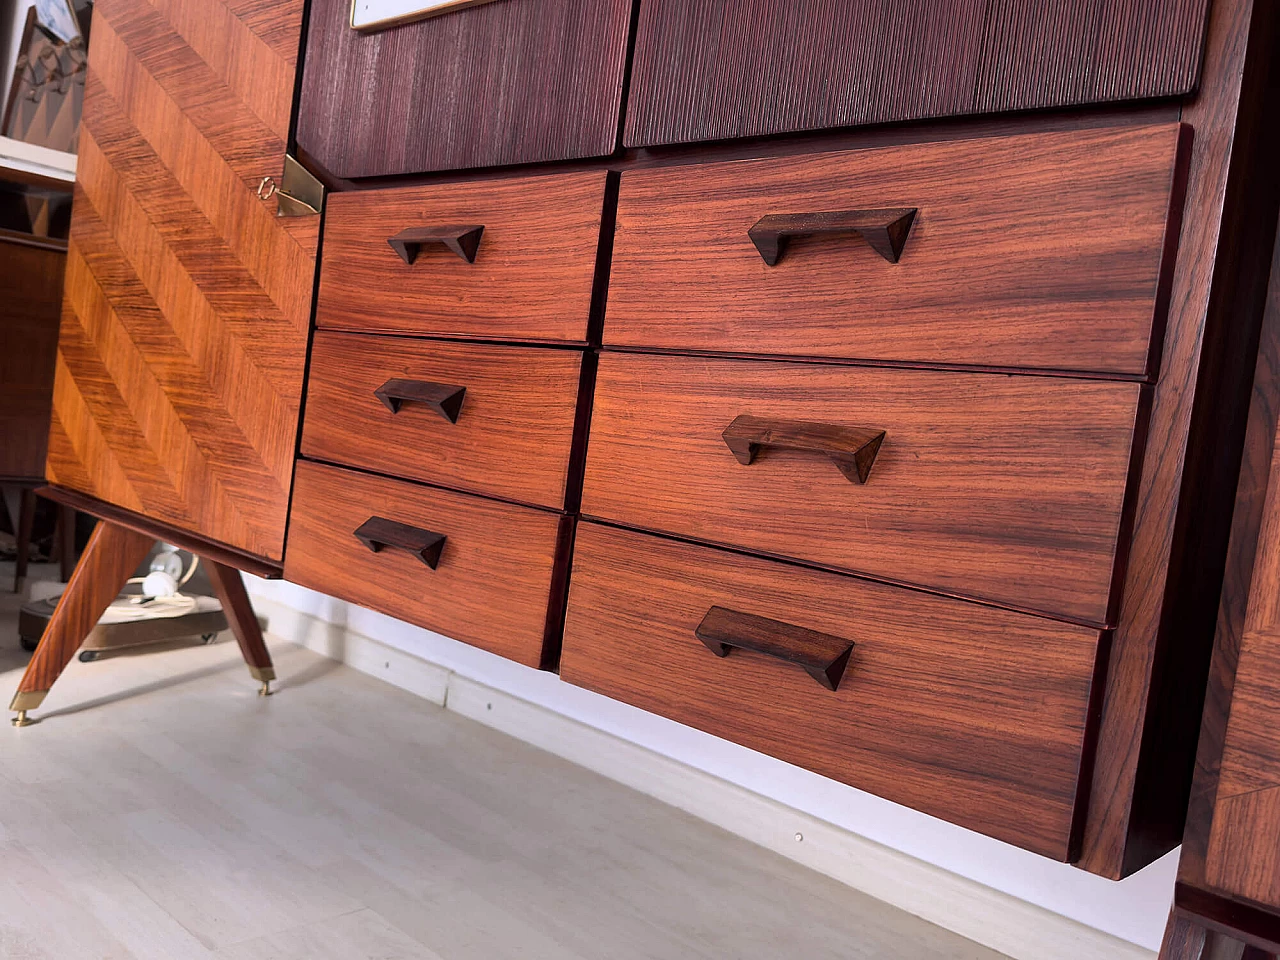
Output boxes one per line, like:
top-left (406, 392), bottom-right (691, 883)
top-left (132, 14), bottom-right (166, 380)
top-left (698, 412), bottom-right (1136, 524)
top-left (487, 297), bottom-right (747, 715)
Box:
top-left (606, 124), bottom-right (1188, 376)
top-left (286, 461), bottom-right (569, 667)
top-left (318, 171), bottom-right (610, 342)
top-left (560, 523), bottom-right (1103, 860)
top-left (582, 353), bottom-right (1143, 625)
top-left (624, 1), bottom-right (1209, 148)
top-left (301, 332), bottom-right (585, 509)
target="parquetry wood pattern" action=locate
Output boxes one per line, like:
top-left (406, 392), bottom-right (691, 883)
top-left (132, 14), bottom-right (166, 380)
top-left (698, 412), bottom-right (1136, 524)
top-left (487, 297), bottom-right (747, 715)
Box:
top-left (624, 0), bottom-right (1211, 147)
top-left (45, 0), bottom-right (318, 561)
top-left (560, 522), bottom-right (1103, 860)
top-left (606, 124), bottom-right (1189, 376)
top-left (581, 353), bottom-right (1144, 625)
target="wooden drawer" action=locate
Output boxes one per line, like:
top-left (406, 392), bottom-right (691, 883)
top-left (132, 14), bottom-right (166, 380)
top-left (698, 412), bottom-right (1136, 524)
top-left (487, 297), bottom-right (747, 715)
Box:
top-left (318, 172), bottom-right (609, 342)
top-left (582, 353), bottom-right (1143, 625)
top-left (606, 124), bottom-right (1188, 376)
top-left (560, 523), bottom-right (1103, 860)
top-left (286, 461), bottom-right (569, 667)
top-left (301, 332), bottom-right (585, 509)
top-left (624, 0), bottom-right (1209, 148)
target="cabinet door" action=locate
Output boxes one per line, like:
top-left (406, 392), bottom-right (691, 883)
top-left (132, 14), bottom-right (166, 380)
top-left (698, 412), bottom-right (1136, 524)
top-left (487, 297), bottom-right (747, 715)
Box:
top-left (47, 0), bottom-right (319, 561)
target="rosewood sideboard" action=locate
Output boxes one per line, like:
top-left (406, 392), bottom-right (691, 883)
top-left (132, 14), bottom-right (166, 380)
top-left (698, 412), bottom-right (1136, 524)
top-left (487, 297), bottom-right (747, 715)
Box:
top-left (19, 0), bottom-right (1280, 890)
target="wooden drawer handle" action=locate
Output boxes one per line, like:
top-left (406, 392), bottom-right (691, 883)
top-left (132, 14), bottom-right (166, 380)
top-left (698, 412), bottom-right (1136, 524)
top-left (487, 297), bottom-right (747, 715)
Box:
top-left (387, 225), bottom-right (485, 264)
top-left (748, 208), bottom-right (917, 265)
top-left (696, 606), bottom-right (855, 691)
top-left (722, 414), bottom-right (886, 484)
top-left (354, 516), bottom-right (446, 570)
top-left (374, 377), bottom-right (466, 423)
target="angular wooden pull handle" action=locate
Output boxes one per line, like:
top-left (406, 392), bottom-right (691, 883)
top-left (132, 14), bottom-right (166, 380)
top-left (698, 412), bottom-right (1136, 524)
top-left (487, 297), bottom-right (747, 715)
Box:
top-left (749, 208), bottom-right (917, 265)
top-left (373, 378), bottom-right (466, 423)
top-left (722, 414), bottom-right (886, 484)
top-left (696, 606), bottom-right (855, 691)
top-left (354, 516), bottom-right (446, 570)
top-left (387, 224), bottom-right (485, 264)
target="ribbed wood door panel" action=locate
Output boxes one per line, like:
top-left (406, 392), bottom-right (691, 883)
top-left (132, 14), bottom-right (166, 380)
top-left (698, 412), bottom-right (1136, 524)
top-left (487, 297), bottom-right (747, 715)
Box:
top-left (46, 0), bottom-right (318, 561)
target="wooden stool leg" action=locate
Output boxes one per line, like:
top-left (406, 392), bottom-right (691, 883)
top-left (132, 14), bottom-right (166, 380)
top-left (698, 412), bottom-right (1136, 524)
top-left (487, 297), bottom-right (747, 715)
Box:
top-left (204, 559), bottom-right (275, 695)
top-left (9, 521), bottom-right (153, 725)
top-left (57, 505), bottom-right (77, 582)
top-left (13, 488), bottom-right (36, 593)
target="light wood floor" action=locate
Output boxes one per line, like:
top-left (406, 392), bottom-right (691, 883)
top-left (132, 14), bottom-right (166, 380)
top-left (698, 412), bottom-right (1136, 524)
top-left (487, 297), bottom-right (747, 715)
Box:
top-left (0, 564), bottom-right (1007, 959)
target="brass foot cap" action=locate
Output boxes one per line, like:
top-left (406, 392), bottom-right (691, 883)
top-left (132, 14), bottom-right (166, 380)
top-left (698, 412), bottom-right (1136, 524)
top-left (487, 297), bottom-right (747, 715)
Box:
top-left (258, 680), bottom-right (273, 697)
top-left (11, 710), bottom-right (37, 727)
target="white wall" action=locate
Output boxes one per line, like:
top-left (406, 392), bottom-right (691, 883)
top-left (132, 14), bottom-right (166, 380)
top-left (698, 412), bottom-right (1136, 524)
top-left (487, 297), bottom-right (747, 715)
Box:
top-left (245, 576), bottom-right (1178, 953)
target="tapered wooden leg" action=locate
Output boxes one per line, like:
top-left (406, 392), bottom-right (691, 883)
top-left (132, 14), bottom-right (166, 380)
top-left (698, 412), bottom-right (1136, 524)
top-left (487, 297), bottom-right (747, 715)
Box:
top-left (56, 505), bottom-right (77, 583)
top-left (204, 559), bottom-right (275, 695)
top-left (13, 488), bottom-right (36, 593)
top-left (9, 521), bottom-right (153, 724)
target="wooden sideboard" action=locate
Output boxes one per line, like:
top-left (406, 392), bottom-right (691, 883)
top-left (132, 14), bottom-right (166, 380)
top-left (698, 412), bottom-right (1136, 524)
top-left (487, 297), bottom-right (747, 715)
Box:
top-left (18, 0), bottom-right (1280, 898)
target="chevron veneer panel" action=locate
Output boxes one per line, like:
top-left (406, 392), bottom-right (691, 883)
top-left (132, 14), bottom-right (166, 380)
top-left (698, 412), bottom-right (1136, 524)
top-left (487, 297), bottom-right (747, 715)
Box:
top-left (47, 0), bottom-right (319, 561)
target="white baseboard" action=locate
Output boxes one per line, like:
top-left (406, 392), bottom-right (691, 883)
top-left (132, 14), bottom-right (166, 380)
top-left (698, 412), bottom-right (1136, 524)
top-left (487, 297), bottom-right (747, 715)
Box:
top-left (255, 597), bottom-right (1154, 960)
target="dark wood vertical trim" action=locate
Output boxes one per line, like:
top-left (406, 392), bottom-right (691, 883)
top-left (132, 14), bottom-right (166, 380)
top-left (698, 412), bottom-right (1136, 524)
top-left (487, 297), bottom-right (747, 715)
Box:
top-left (1179, 206), bottom-right (1280, 885)
top-left (539, 513), bottom-right (578, 672)
top-left (1145, 125), bottom-right (1197, 383)
top-left (1081, 0), bottom-right (1280, 877)
top-left (586, 171), bottom-right (620, 347)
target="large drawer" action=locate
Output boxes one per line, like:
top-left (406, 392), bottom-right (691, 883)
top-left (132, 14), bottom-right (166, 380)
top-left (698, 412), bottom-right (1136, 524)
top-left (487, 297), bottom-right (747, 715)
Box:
top-left (301, 332), bottom-right (585, 509)
top-left (624, 1), bottom-right (1209, 148)
top-left (286, 461), bottom-right (569, 667)
top-left (581, 353), bottom-right (1144, 624)
top-left (560, 523), bottom-right (1103, 860)
top-left (318, 171), bottom-right (610, 342)
top-left (606, 124), bottom-right (1188, 376)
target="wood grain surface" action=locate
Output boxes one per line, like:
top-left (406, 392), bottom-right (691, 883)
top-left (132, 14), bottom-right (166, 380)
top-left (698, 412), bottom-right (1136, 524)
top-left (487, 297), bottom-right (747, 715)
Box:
top-left (285, 461), bottom-right (566, 668)
top-left (1189, 204), bottom-right (1280, 911)
top-left (1081, 0), bottom-right (1280, 878)
top-left (1181, 186), bottom-right (1280, 896)
top-left (1206, 626), bottom-right (1280, 907)
top-left (581, 353), bottom-right (1143, 625)
top-left (44, 0), bottom-right (319, 561)
top-left (318, 172), bottom-right (609, 343)
top-left (0, 231), bottom-right (63, 482)
top-left (10, 520), bottom-right (152, 704)
top-left (624, 0), bottom-right (1211, 147)
top-left (301, 332), bottom-right (584, 509)
top-left (297, 0), bottom-right (633, 178)
top-left (606, 124), bottom-right (1188, 376)
top-left (560, 522), bottom-right (1103, 860)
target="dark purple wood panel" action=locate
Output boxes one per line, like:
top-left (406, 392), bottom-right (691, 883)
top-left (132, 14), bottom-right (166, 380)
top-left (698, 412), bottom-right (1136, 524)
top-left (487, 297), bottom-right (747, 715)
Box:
top-left (624, 0), bottom-right (1212, 148)
top-left (297, 0), bottom-right (634, 178)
